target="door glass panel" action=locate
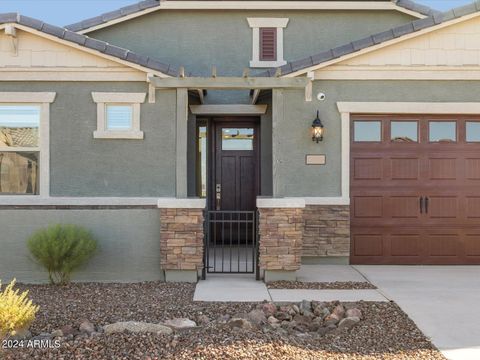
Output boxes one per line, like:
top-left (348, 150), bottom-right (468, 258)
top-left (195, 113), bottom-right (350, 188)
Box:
top-left (354, 121), bottom-right (381, 142)
top-left (222, 128), bottom-right (254, 150)
top-left (429, 121), bottom-right (456, 142)
top-left (0, 106), bottom-right (40, 147)
top-left (197, 125), bottom-right (207, 198)
top-left (391, 121), bottom-right (418, 142)
top-left (466, 121), bottom-right (480, 142)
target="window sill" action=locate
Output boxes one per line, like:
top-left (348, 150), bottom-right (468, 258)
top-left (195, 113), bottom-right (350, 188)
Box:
top-left (93, 130), bottom-right (144, 139)
top-left (249, 60), bottom-right (287, 68)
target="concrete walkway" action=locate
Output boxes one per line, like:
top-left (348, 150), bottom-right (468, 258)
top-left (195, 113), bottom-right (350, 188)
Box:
top-left (355, 265), bottom-right (480, 360)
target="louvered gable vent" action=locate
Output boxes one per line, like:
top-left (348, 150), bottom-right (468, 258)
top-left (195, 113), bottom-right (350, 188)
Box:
top-left (260, 28), bottom-right (277, 61)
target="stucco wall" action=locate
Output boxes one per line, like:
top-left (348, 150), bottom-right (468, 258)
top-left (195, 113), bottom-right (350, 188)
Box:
top-left (0, 82), bottom-right (177, 197)
top-left (276, 80), bottom-right (480, 197)
top-left (0, 209), bottom-right (163, 283)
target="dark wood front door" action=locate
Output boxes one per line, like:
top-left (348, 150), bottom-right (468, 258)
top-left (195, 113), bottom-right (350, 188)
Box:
top-left (210, 119), bottom-right (259, 211)
top-left (350, 114), bottom-right (480, 265)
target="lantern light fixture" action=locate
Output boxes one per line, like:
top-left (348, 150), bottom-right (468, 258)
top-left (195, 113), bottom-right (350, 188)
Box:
top-left (311, 110), bottom-right (324, 143)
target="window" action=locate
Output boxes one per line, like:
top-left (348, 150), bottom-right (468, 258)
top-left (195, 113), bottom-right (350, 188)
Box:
top-left (429, 121), bottom-right (456, 142)
top-left (222, 128), bottom-right (254, 150)
top-left (391, 121), bottom-right (418, 142)
top-left (91, 92), bottom-right (146, 139)
top-left (106, 105), bottom-right (133, 130)
top-left (354, 121), bottom-right (381, 142)
top-left (197, 123), bottom-right (207, 198)
top-left (247, 18), bottom-right (288, 68)
top-left (466, 121), bottom-right (480, 142)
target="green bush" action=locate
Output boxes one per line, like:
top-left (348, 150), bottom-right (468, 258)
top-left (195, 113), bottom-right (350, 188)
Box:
top-left (27, 225), bottom-right (97, 285)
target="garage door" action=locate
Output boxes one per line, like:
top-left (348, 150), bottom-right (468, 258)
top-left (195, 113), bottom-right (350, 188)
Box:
top-left (350, 115), bottom-right (480, 265)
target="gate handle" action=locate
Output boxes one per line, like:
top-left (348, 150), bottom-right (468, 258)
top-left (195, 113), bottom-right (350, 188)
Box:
top-left (425, 196), bottom-right (429, 214)
top-left (419, 196), bottom-right (424, 214)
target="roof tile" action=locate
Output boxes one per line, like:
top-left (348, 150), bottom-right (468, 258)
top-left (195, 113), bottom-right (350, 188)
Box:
top-left (351, 36), bottom-right (375, 51)
top-left (81, 16), bottom-right (104, 30)
top-left (119, 3), bottom-right (142, 16)
top-left (104, 44), bottom-right (129, 60)
top-left (0, 13), bottom-right (17, 23)
top-left (41, 23), bottom-right (66, 38)
top-left (17, 15), bottom-right (43, 30)
top-left (392, 23), bottom-right (414, 38)
top-left (63, 30), bottom-right (87, 45)
top-left (290, 57), bottom-right (314, 72)
top-left (310, 50), bottom-right (335, 65)
top-left (453, 3), bottom-right (478, 17)
top-left (332, 43), bottom-right (355, 58)
top-left (372, 30), bottom-right (395, 44)
top-left (85, 37), bottom-right (108, 52)
top-left (102, 10), bottom-right (122, 23)
top-left (412, 17), bottom-right (436, 31)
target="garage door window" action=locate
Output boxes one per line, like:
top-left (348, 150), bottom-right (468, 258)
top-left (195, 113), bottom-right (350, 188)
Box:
top-left (391, 121), bottom-right (418, 142)
top-left (466, 121), bottom-right (480, 142)
top-left (354, 121), bottom-right (381, 142)
top-left (429, 121), bottom-right (456, 142)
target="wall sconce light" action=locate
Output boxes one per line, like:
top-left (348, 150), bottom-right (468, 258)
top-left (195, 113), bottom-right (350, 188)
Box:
top-left (311, 110), bottom-right (324, 143)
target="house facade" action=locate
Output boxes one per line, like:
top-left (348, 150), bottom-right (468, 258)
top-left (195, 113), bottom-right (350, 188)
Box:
top-left (1, 0), bottom-right (480, 283)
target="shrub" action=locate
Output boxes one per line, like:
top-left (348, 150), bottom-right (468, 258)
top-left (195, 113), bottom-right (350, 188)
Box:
top-left (27, 224), bottom-right (97, 285)
top-left (0, 279), bottom-right (38, 339)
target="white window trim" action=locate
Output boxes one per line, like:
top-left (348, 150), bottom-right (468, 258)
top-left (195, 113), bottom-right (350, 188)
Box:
top-left (0, 92), bottom-right (56, 198)
top-left (247, 18), bottom-right (289, 68)
top-left (91, 92), bottom-right (146, 139)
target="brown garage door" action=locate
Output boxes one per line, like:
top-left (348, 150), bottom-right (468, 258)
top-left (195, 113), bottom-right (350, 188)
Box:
top-left (350, 114), bottom-right (480, 265)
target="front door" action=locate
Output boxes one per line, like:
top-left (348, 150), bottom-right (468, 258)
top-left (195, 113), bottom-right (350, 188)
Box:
top-left (204, 118), bottom-right (259, 276)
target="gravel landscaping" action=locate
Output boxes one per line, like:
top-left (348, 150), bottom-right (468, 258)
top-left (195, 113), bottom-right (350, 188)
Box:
top-left (3, 282), bottom-right (444, 360)
top-left (267, 281), bottom-right (377, 290)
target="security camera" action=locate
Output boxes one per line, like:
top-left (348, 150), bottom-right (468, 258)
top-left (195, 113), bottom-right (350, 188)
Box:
top-left (317, 92), bottom-right (326, 101)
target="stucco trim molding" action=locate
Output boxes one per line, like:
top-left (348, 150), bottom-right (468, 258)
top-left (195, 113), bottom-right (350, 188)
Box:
top-left (157, 198), bottom-right (206, 209)
top-left (247, 18), bottom-right (289, 68)
top-left (92, 92), bottom-right (146, 140)
top-left (0, 92), bottom-right (56, 103)
top-left (0, 197), bottom-right (159, 206)
top-left (189, 104), bottom-right (267, 115)
top-left (336, 101), bottom-right (480, 210)
top-left (257, 197), bottom-right (306, 208)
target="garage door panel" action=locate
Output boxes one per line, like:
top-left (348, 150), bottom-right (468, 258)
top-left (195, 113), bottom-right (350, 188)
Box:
top-left (428, 234), bottom-right (459, 257)
top-left (353, 196), bottom-right (383, 218)
top-left (390, 234), bottom-right (421, 256)
top-left (389, 196), bottom-right (421, 218)
top-left (465, 234), bottom-right (480, 256)
top-left (428, 158), bottom-right (457, 180)
top-left (427, 196), bottom-right (458, 218)
top-left (391, 158), bottom-right (420, 180)
top-left (465, 158), bottom-right (480, 179)
top-left (466, 197), bottom-right (480, 218)
top-left (352, 234), bottom-right (383, 256)
top-left (353, 158), bottom-right (383, 180)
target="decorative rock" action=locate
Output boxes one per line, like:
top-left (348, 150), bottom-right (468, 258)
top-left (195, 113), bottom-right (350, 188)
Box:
top-left (32, 333), bottom-right (52, 341)
top-left (324, 313), bottom-right (340, 326)
top-left (79, 320), bottom-right (95, 334)
top-left (60, 325), bottom-right (76, 336)
top-left (300, 300), bottom-right (312, 314)
top-left (317, 327), bottom-right (330, 336)
top-left (197, 315), bottom-right (210, 325)
top-left (246, 310), bottom-right (267, 325)
top-left (292, 305), bottom-right (300, 314)
top-left (10, 329), bottom-right (32, 340)
top-left (338, 316), bottom-right (360, 329)
top-left (275, 311), bottom-right (292, 321)
top-left (268, 316), bottom-right (279, 325)
top-left (217, 314), bottom-right (230, 323)
top-left (103, 321), bottom-right (173, 335)
top-left (346, 308), bottom-right (362, 319)
top-left (261, 303), bottom-right (277, 317)
top-left (320, 307), bottom-right (331, 319)
top-left (51, 329), bottom-right (63, 338)
top-left (313, 304), bottom-right (326, 317)
top-left (163, 318), bottom-right (197, 329)
top-left (227, 318), bottom-right (253, 330)
top-left (332, 305), bottom-right (345, 318)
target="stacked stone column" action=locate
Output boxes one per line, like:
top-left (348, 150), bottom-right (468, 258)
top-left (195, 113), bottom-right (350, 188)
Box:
top-left (258, 206), bottom-right (304, 282)
top-left (159, 205), bottom-right (204, 282)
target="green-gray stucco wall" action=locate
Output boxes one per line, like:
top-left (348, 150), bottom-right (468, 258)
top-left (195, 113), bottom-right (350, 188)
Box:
top-left (0, 82), bottom-right (177, 197)
top-left (0, 209), bottom-right (163, 283)
top-left (275, 80), bottom-right (480, 197)
top-left (90, 10), bottom-right (413, 77)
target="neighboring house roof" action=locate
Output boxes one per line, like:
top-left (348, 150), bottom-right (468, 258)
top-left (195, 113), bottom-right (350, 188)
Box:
top-left (65, 0), bottom-right (433, 34)
top-left (0, 12), bottom-right (178, 77)
top-left (258, 1), bottom-right (480, 77)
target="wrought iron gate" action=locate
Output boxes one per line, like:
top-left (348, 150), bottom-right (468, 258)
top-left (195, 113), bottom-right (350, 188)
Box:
top-left (202, 210), bottom-right (259, 279)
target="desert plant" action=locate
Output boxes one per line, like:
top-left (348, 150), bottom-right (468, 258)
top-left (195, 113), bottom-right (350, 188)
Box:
top-left (0, 279), bottom-right (38, 340)
top-left (27, 224), bottom-right (97, 285)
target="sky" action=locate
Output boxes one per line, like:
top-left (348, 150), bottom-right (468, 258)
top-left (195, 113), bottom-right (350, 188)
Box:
top-left (0, 0), bottom-right (476, 27)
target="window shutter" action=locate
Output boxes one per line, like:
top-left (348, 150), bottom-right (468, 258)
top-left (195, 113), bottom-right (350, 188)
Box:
top-left (260, 27), bottom-right (277, 61)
